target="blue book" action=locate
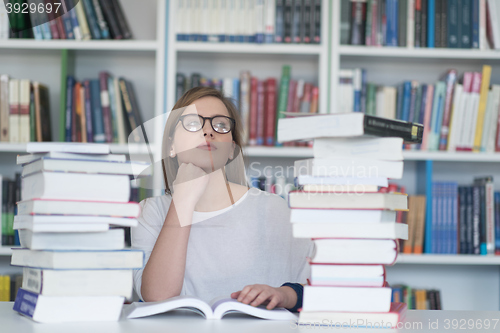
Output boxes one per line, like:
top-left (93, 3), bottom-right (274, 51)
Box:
top-left (428, 82), bottom-right (445, 151)
top-left (90, 80), bottom-right (106, 143)
top-left (427, 0), bottom-right (435, 47)
top-left (424, 161), bottom-right (434, 254)
top-left (232, 78), bottom-right (240, 109)
top-left (65, 76), bottom-right (75, 142)
top-left (401, 81), bottom-right (412, 121)
top-left (61, 9), bottom-right (74, 39)
top-left (461, 0), bottom-right (472, 48)
top-left (447, 0), bottom-right (459, 48)
top-left (451, 182), bottom-right (459, 254)
top-left (275, 0), bottom-right (284, 43)
top-left (431, 182), bottom-right (439, 253)
top-left (466, 186), bottom-right (474, 254)
top-left (458, 187), bottom-right (466, 253)
top-left (472, 185), bottom-right (481, 254)
top-left (385, 0), bottom-right (399, 46)
top-left (471, 0), bottom-right (479, 48)
top-left (83, 80), bottom-right (94, 143)
top-left (396, 84), bottom-right (404, 120)
top-left (108, 76), bottom-right (119, 143)
top-left (82, 0), bottom-right (102, 39)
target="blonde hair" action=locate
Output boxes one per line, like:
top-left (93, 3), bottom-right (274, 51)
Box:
top-left (161, 87), bottom-right (248, 195)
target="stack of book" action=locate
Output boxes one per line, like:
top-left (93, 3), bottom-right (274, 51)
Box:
top-left (277, 113), bottom-right (424, 328)
top-left (10, 142), bottom-right (146, 323)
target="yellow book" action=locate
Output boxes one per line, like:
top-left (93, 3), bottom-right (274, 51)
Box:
top-left (4, 275), bottom-right (10, 302)
top-left (75, 1), bottom-right (91, 40)
top-left (473, 65), bottom-right (492, 152)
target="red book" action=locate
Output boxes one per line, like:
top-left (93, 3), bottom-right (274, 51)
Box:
top-left (249, 77), bottom-right (258, 146)
top-left (256, 80), bottom-right (265, 146)
top-left (45, 0), bottom-right (60, 39)
top-left (55, 16), bottom-right (67, 40)
top-left (99, 72), bottom-right (113, 143)
top-left (264, 78), bottom-right (276, 146)
top-left (309, 86), bottom-right (319, 113)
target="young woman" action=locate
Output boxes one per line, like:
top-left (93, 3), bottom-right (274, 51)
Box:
top-left (132, 87), bottom-right (314, 312)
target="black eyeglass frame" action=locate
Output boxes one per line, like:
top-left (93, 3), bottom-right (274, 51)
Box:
top-left (177, 114), bottom-right (236, 134)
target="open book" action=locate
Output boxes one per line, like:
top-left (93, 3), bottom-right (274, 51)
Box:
top-left (123, 295), bottom-right (298, 320)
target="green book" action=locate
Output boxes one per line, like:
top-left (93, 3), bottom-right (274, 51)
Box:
top-left (366, 83), bottom-right (377, 116)
top-left (275, 65), bottom-right (291, 147)
top-left (29, 87), bottom-right (36, 142)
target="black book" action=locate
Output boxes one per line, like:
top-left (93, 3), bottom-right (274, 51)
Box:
top-left (461, 0), bottom-right (472, 48)
top-left (125, 80), bottom-right (145, 143)
top-left (176, 73), bottom-right (186, 102)
top-left (301, 0), bottom-right (313, 43)
top-left (291, 0), bottom-right (302, 43)
top-left (283, 0), bottom-right (293, 43)
top-left (98, 0), bottom-right (122, 39)
top-left (82, 0), bottom-right (102, 39)
top-left (465, 186), bottom-right (474, 254)
top-left (350, 0), bottom-right (366, 45)
top-left (474, 176), bottom-right (494, 254)
top-left (420, 0), bottom-right (427, 47)
top-left (110, 0), bottom-right (132, 39)
top-left (340, 0), bottom-right (351, 45)
top-left (435, 290), bottom-right (442, 310)
top-left (275, 0), bottom-right (284, 43)
top-left (311, 0), bottom-right (321, 43)
top-left (415, 0), bottom-right (422, 47)
top-left (458, 186), bottom-right (467, 254)
top-left (1, 180), bottom-right (8, 246)
top-left (440, 0), bottom-right (447, 48)
top-left (472, 185), bottom-right (481, 254)
top-left (7, 180), bottom-right (16, 246)
top-left (427, 290), bottom-right (436, 310)
top-left (398, 0), bottom-right (407, 47)
top-left (434, 0), bottom-right (442, 47)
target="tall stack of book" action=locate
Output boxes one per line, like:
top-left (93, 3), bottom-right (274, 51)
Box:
top-left (10, 142), bottom-right (146, 323)
top-left (277, 113), bottom-right (424, 328)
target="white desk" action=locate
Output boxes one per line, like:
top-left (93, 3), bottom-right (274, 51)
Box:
top-left (1, 302), bottom-right (500, 332)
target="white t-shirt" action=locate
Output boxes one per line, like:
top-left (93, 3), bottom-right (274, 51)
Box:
top-left (132, 186), bottom-right (315, 303)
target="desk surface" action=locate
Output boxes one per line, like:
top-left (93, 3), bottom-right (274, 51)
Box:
top-left (1, 302), bottom-right (500, 333)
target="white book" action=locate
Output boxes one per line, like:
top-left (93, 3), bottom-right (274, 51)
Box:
top-left (466, 88), bottom-right (481, 150)
top-left (446, 84), bottom-right (463, 152)
top-left (19, 80), bottom-right (31, 143)
top-left (192, 0), bottom-right (201, 40)
top-left (11, 248), bottom-right (144, 269)
top-left (457, 84), bottom-right (471, 150)
top-left (290, 209), bottom-right (396, 223)
top-left (75, 0), bottom-right (91, 40)
top-left (292, 222), bottom-right (408, 240)
top-left (294, 158), bottom-right (404, 179)
top-left (15, 221), bottom-right (109, 233)
top-left (17, 199), bottom-right (141, 217)
top-left (247, 0), bottom-right (256, 41)
top-left (9, 79), bottom-right (20, 143)
top-left (480, 90), bottom-right (495, 151)
top-left (313, 137), bottom-right (403, 160)
top-left (217, 0), bottom-right (226, 40)
top-left (200, 0), bottom-right (210, 41)
top-left (222, 77), bottom-right (234, 99)
top-left (288, 191), bottom-right (408, 210)
top-left (13, 288), bottom-right (124, 323)
top-left (0, 2), bottom-right (8, 39)
top-left (311, 239), bottom-right (398, 264)
top-left (264, 0), bottom-right (275, 43)
top-left (237, 0), bottom-right (246, 40)
top-left (23, 268), bottom-right (133, 298)
top-left (124, 295), bottom-right (297, 320)
top-left (301, 184), bottom-right (379, 192)
top-left (208, 0), bottom-right (220, 42)
top-left (18, 228), bottom-right (125, 250)
top-left (112, 77), bottom-right (127, 144)
top-left (0, 74), bottom-right (9, 141)
top-left (26, 142), bottom-right (110, 154)
top-left (21, 157), bottom-right (150, 178)
top-left (17, 151), bottom-right (127, 165)
top-left (384, 86), bottom-right (397, 119)
top-left (310, 264), bottom-right (385, 279)
top-left (227, 0), bottom-right (237, 40)
top-left (487, 0), bottom-right (500, 48)
top-left (407, 0), bottom-right (415, 48)
top-left (302, 286), bottom-right (392, 313)
top-left (176, 0), bottom-right (186, 39)
top-left (296, 175), bottom-right (389, 187)
top-left (353, 68), bottom-right (362, 112)
top-left (480, 0), bottom-right (489, 50)
top-left (255, 0), bottom-right (265, 42)
top-left (21, 171), bottom-right (131, 202)
top-left (486, 85), bottom-right (500, 152)
top-left (338, 69), bottom-right (354, 113)
top-left (14, 214), bottom-right (138, 229)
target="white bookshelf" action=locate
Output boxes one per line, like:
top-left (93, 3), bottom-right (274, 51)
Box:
top-left (0, 40), bottom-right (159, 51)
top-left (339, 45), bottom-right (500, 59)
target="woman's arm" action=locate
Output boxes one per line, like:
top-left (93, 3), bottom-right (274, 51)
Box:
top-left (140, 200), bottom-right (193, 301)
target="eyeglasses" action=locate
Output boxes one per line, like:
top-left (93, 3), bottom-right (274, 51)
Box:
top-left (178, 114), bottom-right (235, 134)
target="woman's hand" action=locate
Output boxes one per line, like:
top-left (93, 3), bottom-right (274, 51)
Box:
top-left (172, 162), bottom-right (209, 208)
top-left (230, 284), bottom-right (296, 310)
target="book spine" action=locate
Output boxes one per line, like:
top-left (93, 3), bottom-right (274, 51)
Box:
top-left (44, 0), bottom-right (60, 39)
top-left (495, 192), bottom-right (500, 254)
top-left (13, 288), bottom-right (38, 319)
top-left (90, 80), bottom-right (105, 143)
top-left (291, 0), bottom-right (302, 43)
top-left (61, 1), bottom-right (74, 39)
top-left (472, 185), bottom-right (481, 254)
top-left (283, 0), bottom-right (293, 43)
top-left (438, 70), bottom-right (457, 150)
top-left (460, 0), bottom-right (471, 48)
top-left (264, 0), bottom-right (275, 43)
top-left (473, 65), bottom-right (492, 152)
top-left (471, 0), bottom-right (479, 48)
top-left (459, 187), bottom-right (466, 253)
top-left (110, 0), bottom-right (132, 39)
top-left (99, 72), bottom-right (113, 143)
top-left (265, 78), bottom-right (277, 146)
top-left (98, 0), bottom-right (122, 39)
top-left (69, 1), bottom-right (82, 40)
top-left (311, 0), bottom-right (321, 43)
top-left (107, 77), bottom-right (118, 142)
top-left (239, 71), bottom-right (251, 145)
top-left (447, 0), bottom-right (459, 47)
top-left (398, 0), bottom-right (407, 46)
top-left (275, 65), bottom-right (290, 146)
top-left (119, 79), bottom-right (139, 143)
top-left (427, 0), bottom-right (434, 47)
top-left (82, 0), bottom-right (102, 39)
top-left (301, 0), bottom-right (312, 43)
top-left (9, 79), bottom-right (20, 143)
top-left (363, 115), bottom-right (424, 143)
top-left (249, 77), bottom-right (258, 146)
top-left (83, 80), bottom-right (94, 143)
top-left (92, 0), bottom-right (110, 39)
top-left (255, 0), bottom-right (265, 43)
top-left (64, 76), bottom-right (74, 142)
top-left (55, 16), bottom-right (66, 39)
top-left (275, 0), bottom-right (284, 42)
top-left (256, 79), bottom-right (265, 145)
top-left (75, 0), bottom-right (91, 40)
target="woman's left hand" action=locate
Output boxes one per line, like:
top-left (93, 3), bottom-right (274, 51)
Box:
top-left (230, 284), bottom-right (295, 310)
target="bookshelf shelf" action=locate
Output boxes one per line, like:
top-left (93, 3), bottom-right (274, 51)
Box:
top-left (0, 143), bottom-right (153, 156)
top-left (174, 42), bottom-right (323, 55)
top-left (243, 146), bottom-right (500, 162)
top-left (339, 45), bottom-right (500, 60)
top-left (396, 254), bottom-right (500, 265)
top-left (0, 40), bottom-right (159, 51)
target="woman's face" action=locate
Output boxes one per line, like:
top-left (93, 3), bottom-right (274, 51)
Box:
top-left (170, 96), bottom-right (236, 173)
